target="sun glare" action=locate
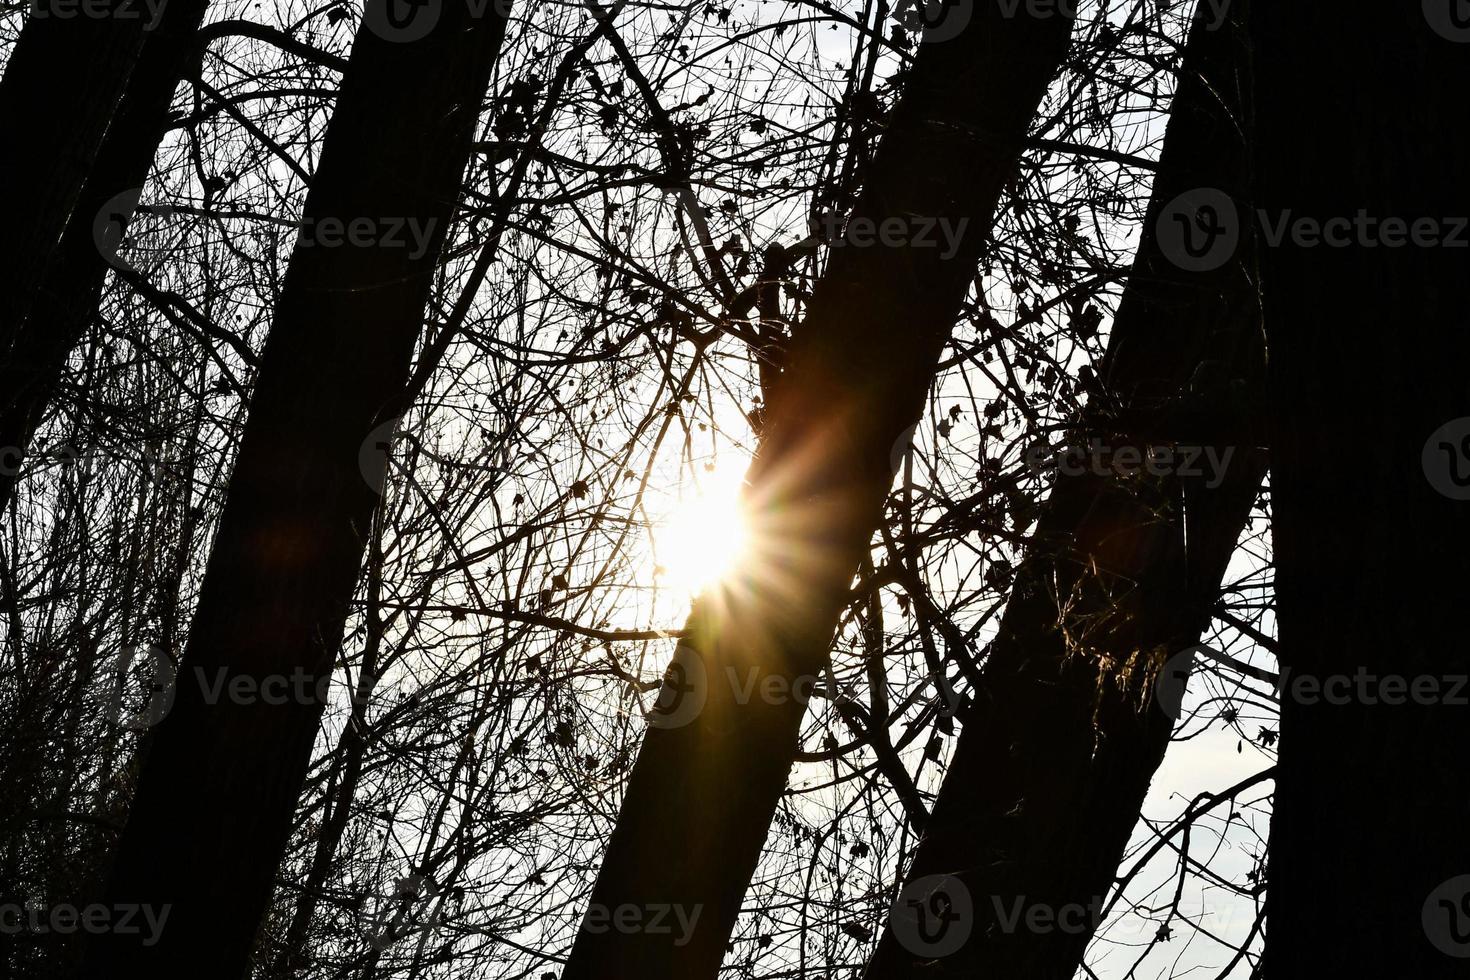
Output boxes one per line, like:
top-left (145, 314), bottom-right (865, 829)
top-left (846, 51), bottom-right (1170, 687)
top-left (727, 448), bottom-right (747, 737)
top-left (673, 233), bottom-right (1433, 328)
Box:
top-left (656, 462), bottom-right (751, 597)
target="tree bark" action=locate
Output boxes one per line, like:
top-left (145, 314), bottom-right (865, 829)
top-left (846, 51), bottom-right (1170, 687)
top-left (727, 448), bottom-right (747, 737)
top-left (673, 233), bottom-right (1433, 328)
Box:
top-left (76, 3), bottom-right (510, 977)
top-left (861, 4), bottom-right (1265, 978)
top-left (1252, 4), bottom-right (1470, 977)
top-left (561, 6), bottom-right (1074, 979)
top-left (0, 2), bottom-right (148, 366)
top-left (0, 0), bottom-right (210, 514)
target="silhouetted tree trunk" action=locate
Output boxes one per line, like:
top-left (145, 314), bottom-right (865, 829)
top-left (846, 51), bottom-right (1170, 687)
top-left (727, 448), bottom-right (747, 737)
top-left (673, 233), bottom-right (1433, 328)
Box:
top-left (1252, 5), bottom-right (1470, 977)
top-left (0, 0), bottom-right (209, 514)
top-left (561, 5), bottom-right (1075, 978)
top-left (862, 4), bottom-right (1264, 978)
top-left (0, 3), bottom-right (148, 369)
top-left (77, 4), bottom-right (510, 977)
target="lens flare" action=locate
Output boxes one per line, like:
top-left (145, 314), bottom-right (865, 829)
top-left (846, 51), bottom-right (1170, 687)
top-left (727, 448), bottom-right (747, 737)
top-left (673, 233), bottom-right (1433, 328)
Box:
top-left (656, 462), bottom-right (750, 597)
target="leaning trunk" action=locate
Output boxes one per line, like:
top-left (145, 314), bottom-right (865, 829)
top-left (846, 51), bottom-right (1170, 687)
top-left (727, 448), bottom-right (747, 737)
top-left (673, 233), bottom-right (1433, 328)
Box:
top-left (0, 2), bottom-right (147, 364)
top-left (1252, 4), bottom-right (1470, 977)
top-left (0, 0), bottom-right (209, 513)
top-left (78, 3), bottom-right (510, 976)
top-left (562, 5), bottom-right (1074, 978)
top-left (863, 4), bottom-right (1264, 978)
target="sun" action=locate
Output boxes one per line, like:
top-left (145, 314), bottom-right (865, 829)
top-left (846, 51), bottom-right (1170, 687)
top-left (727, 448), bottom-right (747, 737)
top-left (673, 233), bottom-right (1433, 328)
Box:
top-left (655, 461), bottom-right (751, 597)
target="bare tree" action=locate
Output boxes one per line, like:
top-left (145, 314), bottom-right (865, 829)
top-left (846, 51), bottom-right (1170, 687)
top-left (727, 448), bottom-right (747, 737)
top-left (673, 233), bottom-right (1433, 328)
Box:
top-left (0, 1), bottom-right (148, 365)
top-left (77, 3), bottom-right (512, 976)
top-left (0, 0), bottom-right (210, 514)
top-left (562, 3), bottom-right (1076, 976)
top-left (1252, 3), bottom-right (1470, 976)
top-left (862, 3), bottom-right (1265, 976)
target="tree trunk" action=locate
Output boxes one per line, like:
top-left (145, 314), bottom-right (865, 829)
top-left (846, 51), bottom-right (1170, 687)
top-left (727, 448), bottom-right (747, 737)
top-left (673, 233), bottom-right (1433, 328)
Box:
top-left (0, 2), bottom-right (147, 365)
top-left (861, 4), bottom-right (1265, 978)
top-left (561, 6), bottom-right (1074, 979)
top-left (0, 0), bottom-right (209, 514)
top-left (1252, 4), bottom-right (1470, 977)
top-left (77, 4), bottom-right (510, 977)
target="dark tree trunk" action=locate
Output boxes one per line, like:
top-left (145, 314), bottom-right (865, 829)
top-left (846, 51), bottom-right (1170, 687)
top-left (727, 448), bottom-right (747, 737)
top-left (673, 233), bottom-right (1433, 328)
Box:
top-left (1252, 4), bottom-right (1470, 977)
top-left (77, 4), bottom-right (510, 977)
top-left (561, 6), bottom-right (1074, 979)
top-left (862, 4), bottom-right (1266, 978)
top-left (0, 2), bottom-right (148, 362)
top-left (0, 0), bottom-right (210, 514)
